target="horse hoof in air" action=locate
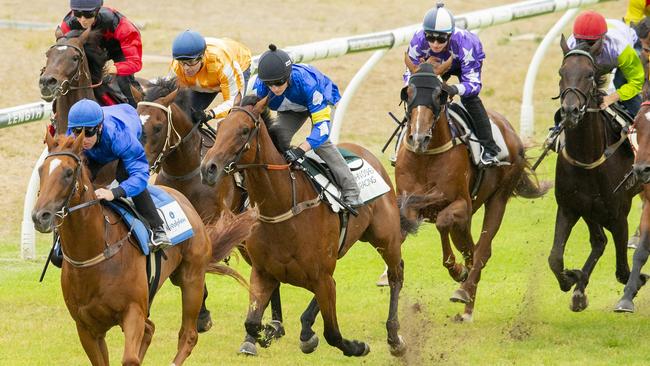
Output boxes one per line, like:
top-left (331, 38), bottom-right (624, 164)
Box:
top-left (264, 320), bottom-right (285, 340)
top-left (570, 289), bottom-right (588, 312)
top-left (239, 341), bottom-right (257, 356)
top-left (300, 334), bottom-right (319, 354)
top-left (452, 313), bottom-right (474, 323)
top-left (613, 299), bottom-right (635, 313)
top-left (449, 288), bottom-right (471, 304)
top-left (197, 310), bottom-right (212, 333)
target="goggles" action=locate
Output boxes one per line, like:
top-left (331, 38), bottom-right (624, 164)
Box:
top-left (425, 32), bottom-right (450, 44)
top-left (72, 9), bottom-right (98, 19)
top-left (71, 125), bottom-right (100, 137)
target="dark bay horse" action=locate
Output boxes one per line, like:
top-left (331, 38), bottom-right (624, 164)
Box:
top-left (549, 36), bottom-right (638, 311)
top-left (39, 27), bottom-right (107, 134)
top-left (137, 80), bottom-right (284, 348)
top-left (614, 100), bottom-right (650, 313)
top-left (31, 133), bottom-right (257, 365)
top-left (397, 64), bottom-right (549, 321)
top-left (200, 96), bottom-right (409, 357)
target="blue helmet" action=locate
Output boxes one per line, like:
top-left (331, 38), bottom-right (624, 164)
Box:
top-left (423, 3), bottom-right (455, 34)
top-left (70, 0), bottom-right (102, 11)
top-left (68, 99), bottom-right (104, 128)
top-left (172, 30), bottom-right (206, 60)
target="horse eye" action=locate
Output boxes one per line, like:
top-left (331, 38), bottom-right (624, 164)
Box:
top-left (242, 127), bottom-right (250, 135)
top-left (153, 125), bottom-right (162, 134)
top-left (72, 55), bottom-right (81, 61)
top-left (64, 168), bottom-right (74, 178)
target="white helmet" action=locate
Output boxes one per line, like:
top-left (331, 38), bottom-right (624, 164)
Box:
top-left (423, 3), bottom-right (455, 34)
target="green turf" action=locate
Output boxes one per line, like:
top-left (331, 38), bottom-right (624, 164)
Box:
top-left (2, 154), bottom-right (649, 366)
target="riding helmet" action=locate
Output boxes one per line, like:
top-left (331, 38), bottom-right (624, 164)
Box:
top-left (257, 44), bottom-right (293, 82)
top-left (423, 3), bottom-right (455, 34)
top-left (172, 30), bottom-right (207, 60)
top-left (70, 0), bottom-right (103, 11)
top-left (68, 99), bottom-right (104, 127)
top-left (573, 11), bottom-right (607, 40)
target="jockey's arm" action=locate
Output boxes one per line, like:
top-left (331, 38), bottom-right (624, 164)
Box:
top-left (303, 105), bottom-right (333, 152)
top-left (624, 0), bottom-right (649, 25)
top-left (616, 45), bottom-right (645, 102)
top-left (112, 135), bottom-right (150, 198)
top-left (211, 62), bottom-right (246, 119)
top-left (112, 17), bottom-right (143, 76)
top-left (404, 52), bottom-right (418, 74)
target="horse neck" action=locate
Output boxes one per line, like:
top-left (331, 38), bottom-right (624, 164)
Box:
top-left (564, 109), bottom-right (606, 162)
top-left (55, 60), bottom-right (95, 134)
top-left (431, 106), bottom-right (453, 146)
top-left (57, 168), bottom-right (107, 261)
top-left (162, 105), bottom-right (202, 176)
top-left (243, 122), bottom-right (303, 216)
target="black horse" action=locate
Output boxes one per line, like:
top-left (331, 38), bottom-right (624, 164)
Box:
top-left (548, 35), bottom-right (638, 311)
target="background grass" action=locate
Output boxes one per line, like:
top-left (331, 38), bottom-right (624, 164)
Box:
top-left (2, 0), bottom-right (650, 365)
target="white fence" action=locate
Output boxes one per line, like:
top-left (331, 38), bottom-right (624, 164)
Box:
top-left (15, 0), bottom-right (611, 259)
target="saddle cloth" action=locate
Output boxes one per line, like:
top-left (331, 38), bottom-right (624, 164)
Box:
top-left (448, 102), bottom-right (511, 166)
top-left (302, 148), bottom-right (390, 213)
top-left (104, 184), bottom-right (194, 255)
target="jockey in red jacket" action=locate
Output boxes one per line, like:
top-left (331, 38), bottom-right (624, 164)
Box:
top-left (59, 0), bottom-right (143, 107)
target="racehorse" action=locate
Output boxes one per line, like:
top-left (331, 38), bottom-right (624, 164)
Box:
top-left (200, 96), bottom-right (408, 357)
top-left (136, 80), bottom-right (285, 348)
top-left (39, 27), bottom-right (107, 134)
top-left (548, 35), bottom-right (638, 311)
top-left (31, 132), bottom-right (257, 365)
top-left (396, 64), bottom-right (549, 321)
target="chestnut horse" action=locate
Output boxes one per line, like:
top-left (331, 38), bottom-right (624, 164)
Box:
top-left (200, 96), bottom-right (408, 357)
top-left (137, 80), bottom-right (285, 346)
top-left (397, 64), bottom-right (549, 321)
top-left (31, 133), bottom-right (257, 365)
top-left (549, 36), bottom-right (638, 311)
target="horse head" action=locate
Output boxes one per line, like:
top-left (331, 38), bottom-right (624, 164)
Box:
top-left (402, 63), bottom-right (448, 153)
top-left (137, 78), bottom-right (196, 173)
top-left (39, 27), bottom-right (105, 102)
top-left (32, 132), bottom-right (87, 233)
top-left (558, 34), bottom-right (603, 130)
top-left (200, 95), bottom-right (272, 186)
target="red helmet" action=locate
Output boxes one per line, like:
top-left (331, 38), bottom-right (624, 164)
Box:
top-left (573, 11), bottom-right (607, 40)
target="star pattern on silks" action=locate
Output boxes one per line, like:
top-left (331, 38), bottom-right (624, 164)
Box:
top-left (462, 47), bottom-right (475, 66)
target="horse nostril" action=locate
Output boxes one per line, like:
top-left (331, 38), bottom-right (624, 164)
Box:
top-left (39, 76), bottom-right (57, 88)
top-left (207, 163), bottom-right (217, 175)
top-left (40, 211), bottom-right (52, 223)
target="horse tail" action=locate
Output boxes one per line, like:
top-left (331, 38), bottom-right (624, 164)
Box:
top-left (398, 191), bottom-right (445, 235)
top-left (205, 208), bottom-right (259, 287)
top-left (513, 156), bottom-right (553, 199)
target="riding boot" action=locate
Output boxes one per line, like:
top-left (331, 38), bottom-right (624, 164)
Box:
top-left (314, 140), bottom-right (363, 207)
top-left (116, 75), bottom-right (141, 108)
top-left (462, 95), bottom-right (499, 166)
top-left (132, 188), bottom-right (171, 250)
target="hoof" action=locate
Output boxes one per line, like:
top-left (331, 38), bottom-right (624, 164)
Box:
top-left (360, 342), bottom-right (370, 356)
top-left (264, 320), bottom-right (285, 340)
top-left (449, 288), bottom-right (471, 304)
top-left (614, 299), bottom-right (635, 313)
top-left (376, 271), bottom-right (389, 287)
top-left (197, 310), bottom-right (212, 333)
top-left (389, 335), bottom-right (407, 357)
top-left (570, 289), bottom-right (588, 312)
top-left (300, 333), bottom-right (319, 354)
top-left (239, 341), bottom-right (257, 356)
top-left (452, 313), bottom-right (473, 323)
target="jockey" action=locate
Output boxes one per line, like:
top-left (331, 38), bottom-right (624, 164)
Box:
top-left (404, 3), bottom-right (499, 166)
top-left (171, 30), bottom-right (252, 123)
top-left (59, 0), bottom-right (143, 107)
top-left (625, 0), bottom-right (650, 25)
top-left (254, 44), bottom-right (363, 208)
top-left (67, 99), bottom-right (171, 249)
top-left (568, 11), bottom-right (644, 117)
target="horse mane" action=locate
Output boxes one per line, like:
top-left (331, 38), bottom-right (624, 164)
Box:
top-left (145, 77), bottom-right (193, 118)
top-left (239, 95), bottom-right (281, 150)
top-left (59, 29), bottom-right (108, 84)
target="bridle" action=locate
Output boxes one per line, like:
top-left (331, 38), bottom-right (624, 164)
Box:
top-left (40, 42), bottom-right (101, 99)
top-left (557, 49), bottom-right (600, 121)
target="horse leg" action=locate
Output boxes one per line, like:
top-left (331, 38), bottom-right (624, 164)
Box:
top-left (384, 257), bottom-right (406, 356)
top-left (197, 284), bottom-right (212, 333)
top-left (609, 219), bottom-right (631, 285)
top-left (616, 232), bottom-right (650, 312)
top-left (240, 268), bottom-right (278, 356)
top-left (436, 200), bottom-right (471, 282)
top-left (299, 297), bottom-right (321, 354)
top-left (456, 194), bottom-right (508, 322)
top-left (120, 304), bottom-right (146, 366)
top-left (172, 270), bottom-right (205, 365)
top-left (265, 286), bottom-right (285, 340)
top-left (137, 318), bottom-right (155, 362)
top-left (548, 206), bottom-right (580, 292)
top-left (75, 324), bottom-right (109, 366)
top-left (314, 275), bottom-right (370, 357)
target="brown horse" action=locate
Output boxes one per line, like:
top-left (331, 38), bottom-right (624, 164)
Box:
top-left (549, 36), bottom-right (638, 312)
top-left (137, 80), bottom-right (285, 345)
top-left (396, 64), bottom-right (549, 321)
top-left (31, 133), bottom-right (257, 365)
top-left (39, 27), bottom-right (106, 134)
top-left (200, 96), bottom-right (408, 357)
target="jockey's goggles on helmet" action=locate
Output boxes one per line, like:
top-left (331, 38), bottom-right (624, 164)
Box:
top-left (264, 77), bottom-right (288, 87)
top-left (179, 57), bottom-right (202, 67)
top-left (425, 32), bottom-right (449, 44)
top-left (577, 38), bottom-right (598, 47)
top-left (73, 8), bottom-right (98, 19)
top-left (72, 125), bottom-right (100, 137)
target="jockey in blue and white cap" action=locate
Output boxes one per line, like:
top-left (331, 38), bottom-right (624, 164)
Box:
top-left (404, 3), bottom-right (500, 166)
top-left (67, 99), bottom-right (171, 248)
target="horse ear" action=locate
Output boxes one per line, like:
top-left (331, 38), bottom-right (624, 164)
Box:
top-left (234, 92), bottom-right (242, 107)
top-left (560, 34), bottom-right (570, 55)
top-left (589, 37), bottom-right (604, 55)
top-left (130, 85), bottom-right (143, 104)
top-left (78, 27), bottom-right (92, 45)
top-left (44, 128), bottom-right (55, 150)
top-left (253, 96), bottom-right (269, 114)
top-left (72, 131), bottom-right (85, 154)
top-left (54, 26), bottom-right (64, 40)
top-left (160, 88), bottom-right (178, 106)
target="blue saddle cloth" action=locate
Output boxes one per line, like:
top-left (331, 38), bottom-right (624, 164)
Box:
top-left (104, 185), bottom-right (194, 255)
